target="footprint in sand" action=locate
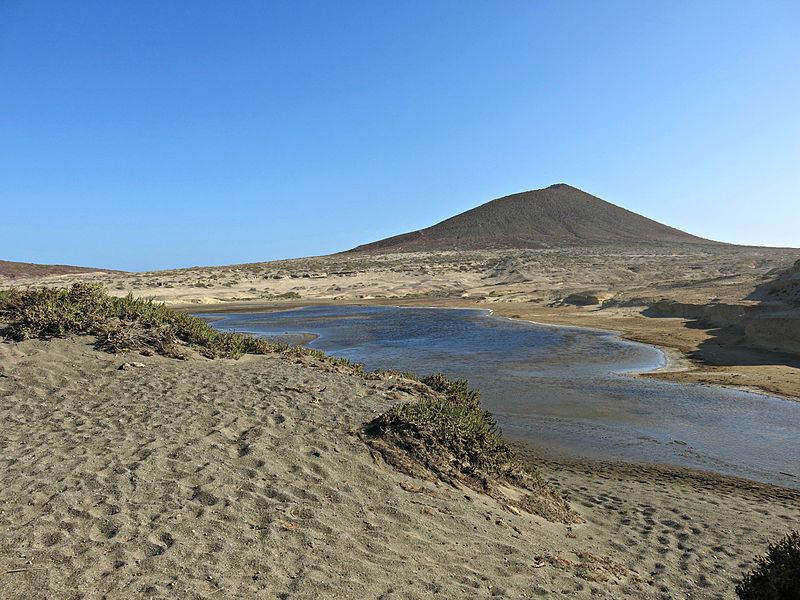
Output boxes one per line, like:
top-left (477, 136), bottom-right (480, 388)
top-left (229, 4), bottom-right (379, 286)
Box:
top-left (138, 531), bottom-right (176, 558)
top-left (191, 487), bottom-right (219, 506)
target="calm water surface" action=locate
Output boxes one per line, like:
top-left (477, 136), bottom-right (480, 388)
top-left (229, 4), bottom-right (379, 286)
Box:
top-left (201, 305), bottom-right (800, 488)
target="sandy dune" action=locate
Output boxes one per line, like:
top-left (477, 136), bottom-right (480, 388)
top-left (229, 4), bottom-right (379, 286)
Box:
top-left (2, 242), bottom-right (798, 597)
top-left (1, 337), bottom-right (797, 599)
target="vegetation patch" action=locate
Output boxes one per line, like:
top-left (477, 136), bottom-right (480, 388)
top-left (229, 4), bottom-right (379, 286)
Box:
top-left (274, 291), bottom-right (301, 299)
top-left (361, 373), bottom-right (581, 523)
top-left (400, 288), bottom-right (467, 299)
top-left (0, 284), bottom-right (376, 372)
top-left (736, 530), bottom-right (800, 600)
top-left (0, 283), bottom-right (280, 359)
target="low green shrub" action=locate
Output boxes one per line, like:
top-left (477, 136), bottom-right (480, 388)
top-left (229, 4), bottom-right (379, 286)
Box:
top-left (282, 345), bottom-right (364, 375)
top-left (737, 530), bottom-right (800, 600)
top-left (362, 372), bottom-right (581, 523)
top-left (0, 283), bottom-right (279, 359)
top-left (276, 291), bottom-right (301, 299)
top-left (364, 372), bottom-right (515, 481)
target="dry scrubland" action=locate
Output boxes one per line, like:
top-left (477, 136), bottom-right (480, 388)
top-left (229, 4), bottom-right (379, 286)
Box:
top-left (3, 245), bottom-right (792, 305)
top-left (4, 244), bottom-right (799, 397)
top-left (2, 244), bottom-right (800, 598)
top-left (4, 245), bottom-right (794, 310)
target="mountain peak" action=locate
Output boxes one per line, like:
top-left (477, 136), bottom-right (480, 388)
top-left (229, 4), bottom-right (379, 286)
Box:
top-left (346, 185), bottom-right (717, 254)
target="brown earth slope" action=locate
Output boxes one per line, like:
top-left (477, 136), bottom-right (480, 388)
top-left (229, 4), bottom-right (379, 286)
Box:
top-left (347, 184), bottom-right (716, 253)
top-left (0, 260), bottom-right (114, 279)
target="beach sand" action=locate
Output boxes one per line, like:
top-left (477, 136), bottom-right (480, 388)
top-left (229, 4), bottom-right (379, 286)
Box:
top-left (1, 336), bottom-right (797, 599)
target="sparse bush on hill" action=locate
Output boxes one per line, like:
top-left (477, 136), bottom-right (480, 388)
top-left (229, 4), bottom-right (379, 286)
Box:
top-left (736, 530), bottom-right (800, 600)
top-left (282, 345), bottom-right (364, 375)
top-left (0, 284), bottom-right (375, 369)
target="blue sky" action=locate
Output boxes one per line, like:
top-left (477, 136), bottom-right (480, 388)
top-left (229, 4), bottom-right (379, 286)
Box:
top-left (2, 1), bottom-right (798, 271)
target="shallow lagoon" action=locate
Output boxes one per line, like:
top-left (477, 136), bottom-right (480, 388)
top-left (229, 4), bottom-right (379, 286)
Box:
top-left (202, 305), bottom-right (800, 488)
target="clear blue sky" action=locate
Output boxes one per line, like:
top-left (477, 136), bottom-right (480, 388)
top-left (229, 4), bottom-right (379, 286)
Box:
top-left (2, 1), bottom-right (798, 271)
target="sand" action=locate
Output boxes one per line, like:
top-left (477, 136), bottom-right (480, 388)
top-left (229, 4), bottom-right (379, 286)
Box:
top-left (2, 245), bottom-right (798, 597)
top-left (1, 336), bottom-right (797, 599)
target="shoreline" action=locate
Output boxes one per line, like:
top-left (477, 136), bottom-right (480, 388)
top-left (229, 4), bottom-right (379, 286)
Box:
top-left (191, 299), bottom-right (680, 373)
top-left (511, 434), bottom-right (800, 494)
top-left (514, 442), bottom-right (800, 501)
top-left (184, 296), bottom-right (799, 401)
top-left (472, 302), bottom-right (800, 402)
top-left (191, 299), bottom-right (800, 491)
top-left (486, 311), bottom-right (685, 375)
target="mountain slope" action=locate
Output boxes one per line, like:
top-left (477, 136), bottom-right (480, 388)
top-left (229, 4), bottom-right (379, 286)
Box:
top-left (0, 260), bottom-right (115, 279)
top-left (347, 184), bottom-right (716, 253)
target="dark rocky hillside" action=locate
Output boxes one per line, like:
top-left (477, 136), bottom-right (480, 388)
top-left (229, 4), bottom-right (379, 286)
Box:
top-left (347, 184), bottom-right (717, 253)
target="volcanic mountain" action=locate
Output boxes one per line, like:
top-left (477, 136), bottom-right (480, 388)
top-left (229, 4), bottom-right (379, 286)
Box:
top-left (347, 184), bottom-right (716, 253)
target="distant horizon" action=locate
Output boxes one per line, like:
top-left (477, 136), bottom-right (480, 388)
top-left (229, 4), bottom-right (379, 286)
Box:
top-left (3, 2), bottom-right (798, 270)
top-left (4, 181), bottom-right (800, 272)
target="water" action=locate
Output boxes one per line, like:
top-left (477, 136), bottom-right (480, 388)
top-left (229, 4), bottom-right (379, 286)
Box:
top-left (200, 305), bottom-right (800, 488)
